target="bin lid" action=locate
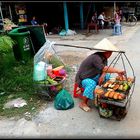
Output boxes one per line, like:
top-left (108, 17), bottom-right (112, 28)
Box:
top-left (8, 27), bottom-right (30, 36)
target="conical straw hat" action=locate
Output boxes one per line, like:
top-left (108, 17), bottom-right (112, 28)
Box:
top-left (93, 38), bottom-right (119, 52)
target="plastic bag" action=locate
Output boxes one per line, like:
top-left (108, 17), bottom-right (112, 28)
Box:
top-left (66, 29), bottom-right (77, 36)
top-left (34, 39), bottom-right (56, 65)
top-left (33, 39), bottom-right (65, 81)
top-left (34, 39), bottom-right (64, 68)
top-left (54, 89), bottom-right (74, 110)
top-left (49, 54), bottom-right (64, 68)
top-left (59, 29), bottom-right (66, 36)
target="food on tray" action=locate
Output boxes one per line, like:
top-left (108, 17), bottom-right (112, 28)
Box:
top-left (102, 75), bottom-right (134, 92)
top-left (108, 91), bottom-right (115, 98)
top-left (104, 91), bottom-right (126, 100)
top-left (103, 80), bottom-right (113, 88)
top-left (118, 84), bottom-right (123, 91)
top-left (108, 83), bottom-right (115, 88)
top-left (113, 93), bottom-right (118, 100)
top-left (107, 88), bottom-right (114, 91)
top-left (118, 94), bottom-right (125, 100)
top-left (104, 91), bottom-right (112, 97)
top-left (122, 82), bottom-right (129, 91)
top-left (113, 84), bottom-right (120, 90)
top-left (94, 88), bottom-right (104, 95)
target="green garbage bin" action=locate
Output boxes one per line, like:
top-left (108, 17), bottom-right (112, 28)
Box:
top-left (8, 27), bottom-right (34, 63)
top-left (26, 25), bottom-right (46, 53)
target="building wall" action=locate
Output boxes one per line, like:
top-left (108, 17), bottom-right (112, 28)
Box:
top-left (1, 2), bottom-right (139, 30)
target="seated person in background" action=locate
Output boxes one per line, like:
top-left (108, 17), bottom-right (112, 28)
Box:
top-left (114, 10), bottom-right (121, 24)
top-left (118, 9), bottom-right (123, 22)
top-left (87, 12), bottom-right (99, 33)
top-left (110, 10), bottom-right (121, 28)
top-left (98, 12), bottom-right (110, 29)
top-left (31, 16), bottom-right (39, 25)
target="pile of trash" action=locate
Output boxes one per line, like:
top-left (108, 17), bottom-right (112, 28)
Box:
top-left (59, 29), bottom-right (77, 36)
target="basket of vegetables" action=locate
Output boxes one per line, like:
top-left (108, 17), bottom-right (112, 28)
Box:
top-left (34, 65), bottom-right (67, 100)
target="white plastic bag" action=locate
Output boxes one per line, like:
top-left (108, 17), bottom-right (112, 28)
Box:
top-left (34, 39), bottom-right (56, 65)
top-left (66, 29), bottom-right (77, 36)
top-left (33, 39), bottom-right (56, 81)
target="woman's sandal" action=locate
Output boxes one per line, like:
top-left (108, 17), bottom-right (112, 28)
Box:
top-left (79, 103), bottom-right (91, 112)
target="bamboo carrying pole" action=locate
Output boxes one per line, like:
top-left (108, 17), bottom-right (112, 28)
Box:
top-left (54, 43), bottom-right (125, 53)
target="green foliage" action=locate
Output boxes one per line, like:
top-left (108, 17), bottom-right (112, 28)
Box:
top-left (0, 54), bottom-right (46, 118)
top-left (0, 49), bottom-right (72, 118)
top-left (0, 35), bottom-right (15, 54)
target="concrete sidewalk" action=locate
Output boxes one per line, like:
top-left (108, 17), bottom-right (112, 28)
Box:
top-left (47, 22), bottom-right (140, 49)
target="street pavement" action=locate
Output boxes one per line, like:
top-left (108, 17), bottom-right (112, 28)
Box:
top-left (0, 23), bottom-right (140, 139)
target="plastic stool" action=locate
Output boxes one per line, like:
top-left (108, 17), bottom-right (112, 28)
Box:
top-left (113, 23), bottom-right (122, 35)
top-left (73, 83), bottom-right (84, 98)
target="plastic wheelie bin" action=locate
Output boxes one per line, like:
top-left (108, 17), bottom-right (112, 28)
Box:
top-left (26, 25), bottom-right (46, 53)
top-left (8, 27), bottom-right (35, 63)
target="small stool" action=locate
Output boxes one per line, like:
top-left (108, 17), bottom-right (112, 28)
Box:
top-left (73, 83), bottom-right (101, 107)
top-left (73, 83), bottom-right (84, 98)
top-left (113, 23), bottom-right (122, 35)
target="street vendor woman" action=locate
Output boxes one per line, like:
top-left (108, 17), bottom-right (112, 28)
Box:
top-left (75, 38), bottom-right (126, 112)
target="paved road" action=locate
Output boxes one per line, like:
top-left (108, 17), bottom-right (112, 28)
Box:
top-left (0, 24), bottom-right (140, 139)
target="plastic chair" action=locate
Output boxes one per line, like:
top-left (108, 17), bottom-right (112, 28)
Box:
top-left (73, 83), bottom-right (99, 107)
top-left (73, 83), bottom-right (84, 98)
top-left (113, 23), bottom-right (122, 35)
top-left (87, 23), bottom-right (99, 33)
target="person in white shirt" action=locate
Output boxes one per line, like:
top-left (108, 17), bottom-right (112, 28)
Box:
top-left (98, 12), bottom-right (110, 29)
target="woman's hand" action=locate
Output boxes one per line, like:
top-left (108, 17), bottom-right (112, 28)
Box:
top-left (98, 72), bottom-right (106, 86)
top-left (117, 70), bottom-right (126, 77)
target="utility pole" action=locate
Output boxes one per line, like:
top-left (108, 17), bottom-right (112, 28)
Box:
top-left (114, 2), bottom-right (116, 12)
top-left (9, 5), bottom-right (13, 21)
top-left (80, 2), bottom-right (84, 29)
top-left (63, 2), bottom-right (69, 32)
top-left (0, 1), bottom-right (4, 21)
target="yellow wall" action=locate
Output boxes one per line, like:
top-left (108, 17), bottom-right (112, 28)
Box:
top-left (104, 6), bottom-right (119, 18)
